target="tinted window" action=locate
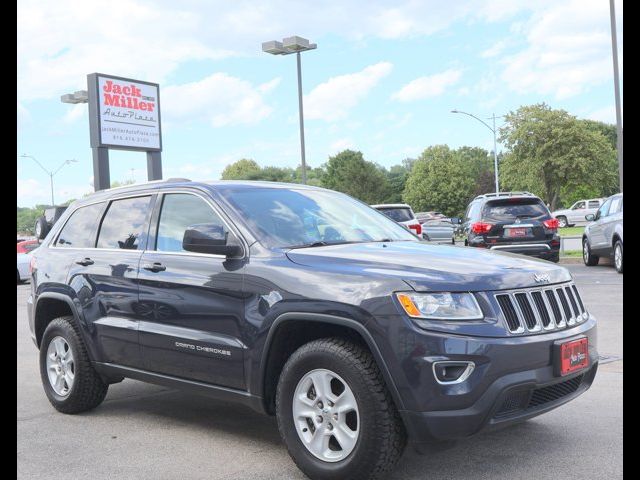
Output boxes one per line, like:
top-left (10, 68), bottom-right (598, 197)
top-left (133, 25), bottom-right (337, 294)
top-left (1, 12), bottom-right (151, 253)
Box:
top-left (482, 199), bottom-right (549, 222)
top-left (97, 196), bottom-right (151, 250)
top-left (219, 188), bottom-right (416, 248)
top-left (156, 194), bottom-right (225, 252)
top-left (609, 196), bottom-right (622, 215)
top-left (588, 200), bottom-right (600, 208)
top-left (377, 207), bottom-right (414, 222)
top-left (466, 202), bottom-right (482, 221)
top-left (56, 203), bottom-right (105, 248)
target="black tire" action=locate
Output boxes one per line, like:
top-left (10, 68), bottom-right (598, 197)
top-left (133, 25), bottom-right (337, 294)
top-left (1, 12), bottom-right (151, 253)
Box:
top-left (39, 316), bottom-right (108, 414)
top-left (557, 216), bottom-right (568, 228)
top-left (582, 238), bottom-right (599, 266)
top-left (35, 216), bottom-right (49, 240)
top-left (614, 241), bottom-right (623, 274)
top-left (451, 237), bottom-right (456, 245)
top-left (276, 338), bottom-right (406, 480)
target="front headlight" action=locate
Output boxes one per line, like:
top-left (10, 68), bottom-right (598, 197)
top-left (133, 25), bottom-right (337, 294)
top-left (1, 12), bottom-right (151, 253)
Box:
top-left (396, 292), bottom-right (483, 320)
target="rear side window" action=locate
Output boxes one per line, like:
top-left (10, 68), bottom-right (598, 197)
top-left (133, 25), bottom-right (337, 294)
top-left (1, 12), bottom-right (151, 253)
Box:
top-left (482, 199), bottom-right (549, 222)
top-left (97, 196), bottom-right (152, 250)
top-left (465, 202), bottom-right (482, 221)
top-left (156, 194), bottom-right (225, 252)
top-left (588, 200), bottom-right (600, 208)
top-left (377, 207), bottom-right (414, 222)
top-left (609, 196), bottom-right (622, 214)
top-left (55, 203), bottom-right (105, 248)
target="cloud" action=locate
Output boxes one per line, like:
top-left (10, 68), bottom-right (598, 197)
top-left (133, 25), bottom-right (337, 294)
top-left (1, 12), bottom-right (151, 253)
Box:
top-left (330, 138), bottom-right (354, 152)
top-left (162, 73), bottom-right (276, 127)
top-left (17, 178), bottom-right (42, 202)
top-left (481, 39), bottom-right (508, 58)
top-left (499, 0), bottom-right (622, 99)
top-left (17, 102), bottom-right (31, 129)
top-left (392, 69), bottom-right (462, 102)
top-left (305, 62), bottom-right (393, 122)
top-left (257, 77), bottom-right (282, 94)
top-left (585, 106), bottom-right (619, 124)
top-left (62, 104), bottom-right (86, 124)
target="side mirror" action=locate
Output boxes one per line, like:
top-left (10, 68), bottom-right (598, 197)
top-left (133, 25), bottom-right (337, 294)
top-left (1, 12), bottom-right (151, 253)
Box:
top-left (182, 223), bottom-right (242, 257)
top-left (585, 214), bottom-right (595, 221)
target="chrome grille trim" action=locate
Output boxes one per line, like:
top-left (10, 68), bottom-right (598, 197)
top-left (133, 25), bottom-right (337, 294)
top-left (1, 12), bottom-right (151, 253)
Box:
top-left (494, 282), bottom-right (587, 335)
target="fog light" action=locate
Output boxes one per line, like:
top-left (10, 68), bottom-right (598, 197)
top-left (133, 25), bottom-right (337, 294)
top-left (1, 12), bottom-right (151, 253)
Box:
top-left (433, 361), bottom-right (475, 385)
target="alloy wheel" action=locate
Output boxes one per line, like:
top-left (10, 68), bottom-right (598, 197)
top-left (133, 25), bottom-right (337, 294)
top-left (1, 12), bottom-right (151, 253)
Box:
top-left (46, 336), bottom-right (75, 396)
top-left (292, 368), bottom-right (359, 462)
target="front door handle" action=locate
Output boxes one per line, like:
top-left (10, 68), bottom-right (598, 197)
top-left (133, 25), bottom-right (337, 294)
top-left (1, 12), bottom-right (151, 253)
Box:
top-left (75, 258), bottom-right (94, 266)
top-left (143, 262), bottom-right (166, 273)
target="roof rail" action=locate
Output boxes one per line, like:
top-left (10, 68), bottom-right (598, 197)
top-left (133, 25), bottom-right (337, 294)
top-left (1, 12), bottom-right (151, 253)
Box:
top-left (474, 191), bottom-right (534, 200)
top-left (102, 178), bottom-right (192, 193)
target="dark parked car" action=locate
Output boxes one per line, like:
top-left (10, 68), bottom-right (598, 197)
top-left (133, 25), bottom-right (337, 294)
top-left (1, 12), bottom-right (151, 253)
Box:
top-left (582, 193), bottom-right (623, 273)
top-left (28, 180), bottom-right (596, 480)
top-left (462, 192), bottom-right (560, 262)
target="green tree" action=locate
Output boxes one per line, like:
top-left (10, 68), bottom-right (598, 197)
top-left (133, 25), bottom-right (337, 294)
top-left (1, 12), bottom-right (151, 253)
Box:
top-left (220, 158), bottom-right (261, 179)
top-left (110, 179), bottom-right (135, 188)
top-left (245, 166), bottom-right (295, 182)
top-left (402, 145), bottom-right (475, 216)
top-left (580, 119), bottom-right (617, 150)
top-left (455, 146), bottom-right (494, 196)
top-left (321, 150), bottom-right (389, 203)
top-left (382, 164), bottom-right (411, 203)
top-left (498, 103), bottom-right (617, 210)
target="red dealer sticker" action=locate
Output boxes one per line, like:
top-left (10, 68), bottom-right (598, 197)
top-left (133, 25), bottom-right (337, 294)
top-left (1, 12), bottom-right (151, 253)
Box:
top-left (558, 337), bottom-right (589, 376)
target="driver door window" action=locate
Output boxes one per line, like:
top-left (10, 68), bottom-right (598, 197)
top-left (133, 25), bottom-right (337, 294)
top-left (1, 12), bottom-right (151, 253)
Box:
top-left (596, 199), bottom-right (612, 220)
top-left (573, 201), bottom-right (586, 210)
top-left (156, 193), bottom-right (226, 252)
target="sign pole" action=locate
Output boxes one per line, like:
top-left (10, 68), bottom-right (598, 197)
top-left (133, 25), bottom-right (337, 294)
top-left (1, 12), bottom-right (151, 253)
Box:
top-left (146, 151), bottom-right (162, 181)
top-left (92, 147), bottom-right (111, 190)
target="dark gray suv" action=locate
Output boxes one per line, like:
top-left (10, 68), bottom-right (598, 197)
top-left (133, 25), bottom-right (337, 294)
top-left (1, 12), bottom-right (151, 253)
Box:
top-left (27, 180), bottom-right (597, 480)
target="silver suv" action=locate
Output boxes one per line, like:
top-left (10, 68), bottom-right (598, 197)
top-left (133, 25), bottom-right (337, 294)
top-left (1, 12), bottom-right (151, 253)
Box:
top-left (582, 193), bottom-right (623, 273)
top-left (552, 198), bottom-right (604, 228)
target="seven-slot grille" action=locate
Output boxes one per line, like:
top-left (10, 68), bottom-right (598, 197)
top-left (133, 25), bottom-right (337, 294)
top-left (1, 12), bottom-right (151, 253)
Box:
top-left (495, 282), bottom-right (587, 334)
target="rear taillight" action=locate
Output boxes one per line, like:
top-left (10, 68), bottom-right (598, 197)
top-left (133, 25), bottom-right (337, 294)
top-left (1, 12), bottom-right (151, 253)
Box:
top-left (409, 223), bottom-right (422, 235)
top-left (543, 218), bottom-right (559, 230)
top-left (471, 222), bottom-right (492, 234)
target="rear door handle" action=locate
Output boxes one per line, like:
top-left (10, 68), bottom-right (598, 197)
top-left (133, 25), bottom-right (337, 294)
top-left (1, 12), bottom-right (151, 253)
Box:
top-left (143, 262), bottom-right (166, 273)
top-left (75, 258), bottom-right (94, 266)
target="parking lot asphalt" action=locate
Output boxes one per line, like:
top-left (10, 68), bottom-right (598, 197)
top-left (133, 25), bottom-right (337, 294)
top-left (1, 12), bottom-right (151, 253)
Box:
top-left (17, 264), bottom-right (622, 480)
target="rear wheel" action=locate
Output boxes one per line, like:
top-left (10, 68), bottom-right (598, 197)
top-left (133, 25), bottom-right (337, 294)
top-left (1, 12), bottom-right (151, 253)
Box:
top-left (582, 238), bottom-right (599, 266)
top-left (276, 338), bottom-right (406, 480)
top-left (39, 316), bottom-right (108, 413)
top-left (557, 216), bottom-right (568, 228)
top-left (614, 241), bottom-right (623, 273)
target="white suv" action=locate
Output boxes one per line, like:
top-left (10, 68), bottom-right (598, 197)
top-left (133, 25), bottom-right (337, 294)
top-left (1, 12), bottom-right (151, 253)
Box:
top-left (371, 203), bottom-right (422, 236)
top-left (552, 198), bottom-right (604, 228)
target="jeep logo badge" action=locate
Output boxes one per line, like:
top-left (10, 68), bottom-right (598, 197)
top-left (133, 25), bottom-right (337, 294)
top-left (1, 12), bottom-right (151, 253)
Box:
top-left (534, 273), bottom-right (551, 284)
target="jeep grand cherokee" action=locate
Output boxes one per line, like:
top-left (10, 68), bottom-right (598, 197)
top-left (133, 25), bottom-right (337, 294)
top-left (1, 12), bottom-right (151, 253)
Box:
top-left (27, 180), bottom-right (597, 480)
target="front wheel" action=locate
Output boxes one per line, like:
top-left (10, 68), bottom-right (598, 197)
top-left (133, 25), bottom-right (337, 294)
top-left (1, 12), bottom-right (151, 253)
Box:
top-left (583, 239), bottom-right (599, 266)
top-left (614, 241), bottom-right (623, 273)
top-left (276, 338), bottom-right (406, 480)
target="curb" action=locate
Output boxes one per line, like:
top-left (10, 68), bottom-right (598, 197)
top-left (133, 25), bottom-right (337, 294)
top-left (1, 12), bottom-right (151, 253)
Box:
top-left (559, 257), bottom-right (583, 264)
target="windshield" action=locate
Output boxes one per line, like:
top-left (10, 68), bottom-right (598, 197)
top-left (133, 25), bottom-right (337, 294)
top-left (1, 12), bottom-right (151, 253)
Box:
top-left (376, 207), bottom-right (414, 222)
top-left (219, 187), bottom-right (418, 248)
top-left (482, 199), bottom-right (549, 222)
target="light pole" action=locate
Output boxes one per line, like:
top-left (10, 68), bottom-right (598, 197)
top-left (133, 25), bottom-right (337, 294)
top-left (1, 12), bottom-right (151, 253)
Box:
top-left (19, 154), bottom-right (77, 206)
top-left (262, 36), bottom-right (317, 184)
top-left (451, 110), bottom-right (502, 194)
top-left (609, 0), bottom-right (623, 192)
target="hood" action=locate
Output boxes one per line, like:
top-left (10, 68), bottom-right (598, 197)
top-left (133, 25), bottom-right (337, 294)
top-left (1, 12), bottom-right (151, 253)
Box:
top-left (286, 241), bottom-right (571, 292)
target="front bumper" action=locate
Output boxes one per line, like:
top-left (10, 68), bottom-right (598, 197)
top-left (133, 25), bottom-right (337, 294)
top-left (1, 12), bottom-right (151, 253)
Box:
top-left (401, 361), bottom-right (597, 443)
top-left (382, 314), bottom-right (597, 443)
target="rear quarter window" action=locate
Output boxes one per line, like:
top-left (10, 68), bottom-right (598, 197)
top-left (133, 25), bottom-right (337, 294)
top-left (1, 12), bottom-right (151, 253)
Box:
top-left (55, 203), bottom-right (105, 248)
top-left (97, 196), bottom-right (152, 250)
top-left (482, 199), bottom-right (549, 222)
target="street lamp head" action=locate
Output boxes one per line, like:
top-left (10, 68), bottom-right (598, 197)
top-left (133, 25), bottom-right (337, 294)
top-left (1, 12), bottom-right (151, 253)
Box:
top-left (262, 40), bottom-right (287, 55)
top-left (282, 35), bottom-right (309, 51)
top-left (60, 90), bottom-right (89, 104)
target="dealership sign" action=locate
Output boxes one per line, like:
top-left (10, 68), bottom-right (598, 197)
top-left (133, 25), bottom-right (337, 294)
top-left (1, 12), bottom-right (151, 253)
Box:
top-left (88, 73), bottom-right (162, 151)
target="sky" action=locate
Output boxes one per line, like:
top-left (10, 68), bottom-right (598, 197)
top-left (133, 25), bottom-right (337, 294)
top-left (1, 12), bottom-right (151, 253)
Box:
top-left (17, 0), bottom-right (623, 207)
